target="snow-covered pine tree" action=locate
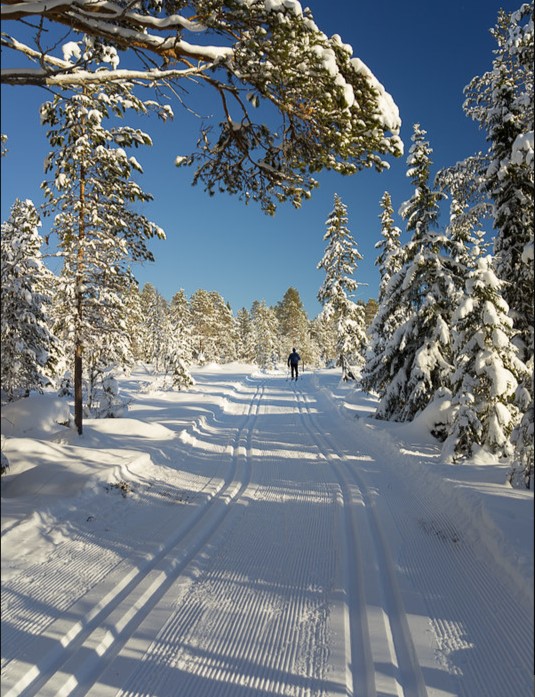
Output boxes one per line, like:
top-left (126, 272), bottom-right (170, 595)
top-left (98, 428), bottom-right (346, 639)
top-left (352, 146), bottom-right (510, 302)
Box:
top-left (189, 289), bottom-right (215, 365)
top-left (189, 289), bottom-right (238, 365)
top-left (310, 312), bottom-right (338, 369)
top-left (361, 191), bottom-right (405, 394)
top-left (442, 255), bottom-right (528, 462)
top-left (168, 289), bottom-right (194, 372)
top-left (123, 281), bottom-right (146, 365)
top-left (236, 308), bottom-right (256, 364)
top-left (462, 4), bottom-right (533, 487)
top-left (209, 292), bottom-right (238, 364)
top-left (41, 65), bottom-right (169, 434)
top-left (275, 287), bottom-right (312, 368)
top-left (1, 199), bottom-right (56, 401)
top-left (317, 194), bottom-right (367, 379)
top-left (166, 300), bottom-right (195, 389)
top-left (251, 300), bottom-right (280, 370)
top-left (139, 284), bottom-right (171, 372)
top-left (464, 2), bottom-right (534, 365)
top-left (375, 124), bottom-right (453, 422)
top-left (376, 192), bottom-right (404, 300)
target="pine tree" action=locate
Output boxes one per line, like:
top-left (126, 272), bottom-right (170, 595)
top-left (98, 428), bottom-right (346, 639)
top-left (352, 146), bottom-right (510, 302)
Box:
top-left (189, 290), bottom-right (238, 364)
top-left (4, 7), bottom-right (403, 214)
top-left (251, 300), bottom-right (280, 370)
top-left (317, 194), bottom-right (367, 378)
top-left (275, 288), bottom-right (311, 367)
top-left (123, 281), bottom-right (146, 364)
top-left (442, 256), bottom-right (528, 462)
top-left (375, 124), bottom-right (452, 421)
top-left (41, 75), bottom-right (169, 433)
top-left (464, 3), bottom-right (534, 364)
top-left (139, 284), bottom-right (171, 371)
top-left (508, 358), bottom-right (534, 489)
top-left (166, 290), bottom-right (194, 390)
top-left (310, 312), bottom-right (338, 368)
top-left (236, 308), bottom-right (256, 363)
top-left (462, 3), bottom-right (533, 485)
top-left (168, 290), bottom-right (193, 364)
top-left (210, 292), bottom-right (238, 363)
top-left (1, 199), bottom-right (56, 400)
top-left (361, 191), bottom-right (405, 394)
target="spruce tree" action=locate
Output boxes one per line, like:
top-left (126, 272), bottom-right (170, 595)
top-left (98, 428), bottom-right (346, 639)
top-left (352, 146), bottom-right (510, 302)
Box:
top-left (464, 3), bottom-right (534, 364)
top-left (442, 256), bottom-right (528, 462)
top-left (361, 191), bottom-right (405, 394)
top-left (1, 199), bottom-right (56, 400)
top-left (41, 76), bottom-right (168, 433)
top-left (317, 194), bottom-right (367, 378)
top-left (375, 124), bottom-right (452, 421)
top-left (462, 3), bottom-right (533, 485)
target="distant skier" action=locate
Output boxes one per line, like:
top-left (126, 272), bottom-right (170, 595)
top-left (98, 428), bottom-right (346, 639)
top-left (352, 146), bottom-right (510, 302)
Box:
top-left (287, 348), bottom-right (301, 381)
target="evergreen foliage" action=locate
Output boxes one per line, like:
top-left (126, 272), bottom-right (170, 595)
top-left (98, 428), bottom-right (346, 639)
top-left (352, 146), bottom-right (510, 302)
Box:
top-left (317, 194), bottom-right (367, 378)
top-left (251, 300), bottom-right (280, 370)
top-left (2, 4), bottom-right (402, 213)
top-left (373, 125), bottom-right (452, 421)
top-left (236, 308), bottom-right (256, 363)
top-left (275, 288), bottom-right (312, 367)
top-left (442, 256), bottom-right (528, 461)
top-left (41, 76), bottom-right (168, 432)
top-left (361, 191), bottom-right (405, 394)
top-left (464, 2), bottom-right (534, 364)
top-left (1, 199), bottom-right (56, 401)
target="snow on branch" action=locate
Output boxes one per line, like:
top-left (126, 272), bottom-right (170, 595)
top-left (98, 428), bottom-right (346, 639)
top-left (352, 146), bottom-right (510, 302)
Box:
top-left (2, 0), bottom-right (403, 212)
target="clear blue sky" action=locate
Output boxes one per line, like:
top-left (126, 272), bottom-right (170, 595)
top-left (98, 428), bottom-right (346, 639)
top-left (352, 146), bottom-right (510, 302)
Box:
top-left (0, 0), bottom-right (522, 318)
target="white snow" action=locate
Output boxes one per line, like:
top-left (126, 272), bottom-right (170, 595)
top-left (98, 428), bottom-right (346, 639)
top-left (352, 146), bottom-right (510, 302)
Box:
top-left (1, 364), bottom-right (533, 696)
top-left (511, 130), bottom-right (534, 166)
top-left (61, 41), bottom-right (81, 64)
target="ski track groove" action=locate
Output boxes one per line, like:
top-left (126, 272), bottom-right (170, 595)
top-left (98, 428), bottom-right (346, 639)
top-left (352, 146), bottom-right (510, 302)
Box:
top-left (293, 388), bottom-right (376, 697)
top-left (81, 381), bottom-right (262, 696)
top-left (294, 385), bottom-right (427, 697)
top-left (4, 374), bottom-right (532, 697)
top-left (317, 381), bottom-right (533, 697)
top-left (89, 380), bottom-right (265, 697)
top-left (111, 383), bottom-right (339, 696)
top-left (1, 381), bottom-right (265, 697)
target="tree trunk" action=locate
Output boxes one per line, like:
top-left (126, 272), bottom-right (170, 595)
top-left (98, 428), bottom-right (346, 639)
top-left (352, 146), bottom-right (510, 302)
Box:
top-left (74, 133), bottom-right (86, 435)
top-left (74, 343), bottom-right (83, 435)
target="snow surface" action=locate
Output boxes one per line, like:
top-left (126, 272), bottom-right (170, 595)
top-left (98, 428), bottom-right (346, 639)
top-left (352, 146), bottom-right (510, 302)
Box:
top-left (1, 364), bottom-right (533, 696)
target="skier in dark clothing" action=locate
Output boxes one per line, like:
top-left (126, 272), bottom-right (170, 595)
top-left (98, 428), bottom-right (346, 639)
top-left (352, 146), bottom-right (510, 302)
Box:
top-left (288, 348), bottom-right (301, 380)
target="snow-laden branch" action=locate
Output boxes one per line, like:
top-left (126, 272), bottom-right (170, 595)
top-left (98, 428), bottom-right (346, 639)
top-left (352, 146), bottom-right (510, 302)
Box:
top-left (1, 0), bottom-right (226, 66)
top-left (2, 0), bottom-right (404, 212)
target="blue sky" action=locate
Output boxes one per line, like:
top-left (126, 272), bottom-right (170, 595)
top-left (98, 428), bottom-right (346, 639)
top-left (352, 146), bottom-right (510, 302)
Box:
top-left (0, 0), bottom-right (523, 318)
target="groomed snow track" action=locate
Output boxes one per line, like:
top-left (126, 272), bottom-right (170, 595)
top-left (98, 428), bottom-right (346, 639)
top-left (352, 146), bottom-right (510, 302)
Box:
top-left (1, 372), bottom-right (533, 696)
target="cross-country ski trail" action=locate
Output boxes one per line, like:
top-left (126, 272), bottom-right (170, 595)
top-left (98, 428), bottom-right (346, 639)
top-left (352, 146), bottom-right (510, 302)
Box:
top-left (1, 366), bottom-right (532, 696)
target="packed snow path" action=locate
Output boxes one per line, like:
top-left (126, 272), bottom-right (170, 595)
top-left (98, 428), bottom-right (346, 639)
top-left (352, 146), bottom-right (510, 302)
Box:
top-left (1, 368), bottom-right (532, 697)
